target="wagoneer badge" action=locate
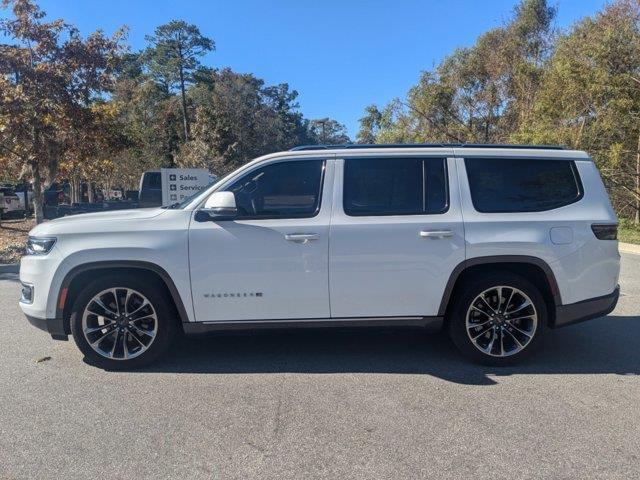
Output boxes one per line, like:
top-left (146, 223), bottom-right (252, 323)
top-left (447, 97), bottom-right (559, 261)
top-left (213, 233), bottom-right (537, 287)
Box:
top-left (204, 292), bottom-right (263, 299)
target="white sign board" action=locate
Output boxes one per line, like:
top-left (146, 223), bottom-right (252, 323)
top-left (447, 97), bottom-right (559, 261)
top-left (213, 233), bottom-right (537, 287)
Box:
top-left (161, 168), bottom-right (210, 206)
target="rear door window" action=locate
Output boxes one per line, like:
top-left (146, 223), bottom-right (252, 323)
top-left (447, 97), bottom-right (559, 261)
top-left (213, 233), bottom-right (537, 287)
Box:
top-left (343, 157), bottom-right (448, 216)
top-left (464, 158), bottom-right (583, 213)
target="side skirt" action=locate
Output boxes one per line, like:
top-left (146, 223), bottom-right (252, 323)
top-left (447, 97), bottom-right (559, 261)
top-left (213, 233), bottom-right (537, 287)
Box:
top-left (182, 316), bottom-right (443, 334)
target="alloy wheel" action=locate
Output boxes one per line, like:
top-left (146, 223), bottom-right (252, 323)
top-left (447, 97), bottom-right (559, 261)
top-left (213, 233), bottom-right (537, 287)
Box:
top-left (81, 287), bottom-right (158, 360)
top-left (465, 285), bottom-right (538, 357)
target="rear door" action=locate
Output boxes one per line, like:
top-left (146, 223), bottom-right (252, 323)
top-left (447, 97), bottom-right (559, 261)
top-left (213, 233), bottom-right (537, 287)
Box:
top-left (328, 154), bottom-right (465, 318)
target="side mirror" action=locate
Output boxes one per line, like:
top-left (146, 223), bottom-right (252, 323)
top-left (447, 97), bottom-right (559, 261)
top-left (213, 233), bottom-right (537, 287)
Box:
top-left (197, 191), bottom-right (237, 221)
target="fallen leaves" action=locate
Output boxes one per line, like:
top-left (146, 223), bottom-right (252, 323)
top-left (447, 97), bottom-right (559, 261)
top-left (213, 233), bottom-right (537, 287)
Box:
top-left (0, 218), bottom-right (34, 264)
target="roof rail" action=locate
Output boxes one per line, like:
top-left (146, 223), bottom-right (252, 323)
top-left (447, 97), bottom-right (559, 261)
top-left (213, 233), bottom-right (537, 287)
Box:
top-left (290, 143), bottom-right (566, 151)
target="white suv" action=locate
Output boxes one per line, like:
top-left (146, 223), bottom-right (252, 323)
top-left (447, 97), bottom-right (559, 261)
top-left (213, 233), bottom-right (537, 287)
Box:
top-left (19, 144), bottom-right (620, 368)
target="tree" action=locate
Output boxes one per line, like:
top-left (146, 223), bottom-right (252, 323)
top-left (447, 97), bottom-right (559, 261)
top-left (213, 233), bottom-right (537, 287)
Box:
top-left (357, 105), bottom-right (384, 143)
top-left (180, 69), bottom-right (276, 173)
top-left (0, 0), bottom-right (125, 223)
top-left (503, 0), bottom-right (557, 129)
top-left (514, 0), bottom-right (640, 222)
top-left (262, 83), bottom-right (310, 150)
top-left (59, 102), bottom-right (128, 202)
top-left (143, 20), bottom-right (214, 142)
top-left (112, 60), bottom-right (183, 169)
top-left (357, 0), bottom-right (556, 144)
top-left (177, 69), bottom-right (345, 174)
top-left (307, 118), bottom-right (350, 144)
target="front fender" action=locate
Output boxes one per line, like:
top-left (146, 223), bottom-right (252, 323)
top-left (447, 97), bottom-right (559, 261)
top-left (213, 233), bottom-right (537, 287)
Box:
top-left (47, 247), bottom-right (194, 324)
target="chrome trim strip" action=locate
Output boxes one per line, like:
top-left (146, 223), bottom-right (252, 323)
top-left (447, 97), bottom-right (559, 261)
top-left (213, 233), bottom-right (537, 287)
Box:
top-left (202, 316), bottom-right (424, 325)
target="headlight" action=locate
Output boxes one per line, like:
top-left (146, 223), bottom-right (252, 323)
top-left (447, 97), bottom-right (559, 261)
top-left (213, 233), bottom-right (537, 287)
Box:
top-left (26, 236), bottom-right (57, 255)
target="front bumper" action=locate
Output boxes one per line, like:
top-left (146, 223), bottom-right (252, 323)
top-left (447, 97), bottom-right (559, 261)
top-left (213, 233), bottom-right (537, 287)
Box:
top-left (19, 247), bottom-right (65, 321)
top-left (25, 314), bottom-right (68, 340)
top-left (554, 285), bottom-right (620, 328)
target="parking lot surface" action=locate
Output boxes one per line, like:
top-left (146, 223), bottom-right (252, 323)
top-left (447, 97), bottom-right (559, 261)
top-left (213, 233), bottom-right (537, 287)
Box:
top-left (0, 254), bottom-right (638, 480)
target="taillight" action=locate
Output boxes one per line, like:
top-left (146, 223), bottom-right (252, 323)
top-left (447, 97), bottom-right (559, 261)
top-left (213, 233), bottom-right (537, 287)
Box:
top-left (591, 224), bottom-right (617, 240)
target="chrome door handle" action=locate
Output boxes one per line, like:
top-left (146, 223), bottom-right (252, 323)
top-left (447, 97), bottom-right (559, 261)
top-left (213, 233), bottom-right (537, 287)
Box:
top-left (285, 233), bottom-right (320, 243)
top-left (420, 230), bottom-right (453, 238)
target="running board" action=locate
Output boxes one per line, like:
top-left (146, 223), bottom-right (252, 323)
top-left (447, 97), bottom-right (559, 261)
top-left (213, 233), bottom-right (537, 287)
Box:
top-left (182, 316), bottom-right (443, 334)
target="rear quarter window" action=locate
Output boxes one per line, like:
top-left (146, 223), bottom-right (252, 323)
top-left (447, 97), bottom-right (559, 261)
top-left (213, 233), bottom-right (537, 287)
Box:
top-left (464, 158), bottom-right (583, 213)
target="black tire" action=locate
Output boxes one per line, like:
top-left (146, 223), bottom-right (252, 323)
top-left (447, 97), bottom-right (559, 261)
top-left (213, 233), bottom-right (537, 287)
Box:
top-left (448, 272), bottom-right (547, 366)
top-left (70, 274), bottom-right (178, 370)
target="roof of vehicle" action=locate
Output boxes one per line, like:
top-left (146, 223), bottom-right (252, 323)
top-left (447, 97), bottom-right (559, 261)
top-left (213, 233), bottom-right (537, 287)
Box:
top-left (290, 143), bottom-right (566, 151)
top-left (283, 143), bottom-right (590, 160)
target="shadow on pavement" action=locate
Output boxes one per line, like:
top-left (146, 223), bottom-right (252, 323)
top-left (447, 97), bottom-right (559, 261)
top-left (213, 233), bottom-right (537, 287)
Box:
top-left (138, 314), bottom-right (640, 385)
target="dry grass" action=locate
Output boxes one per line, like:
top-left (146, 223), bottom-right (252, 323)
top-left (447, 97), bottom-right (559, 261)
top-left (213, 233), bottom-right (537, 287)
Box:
top-left (0, 218), bottom-right (35, 264)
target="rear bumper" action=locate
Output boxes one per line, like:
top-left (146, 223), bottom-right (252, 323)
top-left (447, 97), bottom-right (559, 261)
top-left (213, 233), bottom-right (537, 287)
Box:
top-left (25, 314), bottom-right (68, 341)
top-left (554, 286), bottom-right (619, 328)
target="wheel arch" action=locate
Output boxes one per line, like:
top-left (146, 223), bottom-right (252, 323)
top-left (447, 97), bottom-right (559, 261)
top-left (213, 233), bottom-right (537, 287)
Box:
top-left (438, 255), bottom-right (560, 327)
top-left (56, 261), bottom-right (190, 334)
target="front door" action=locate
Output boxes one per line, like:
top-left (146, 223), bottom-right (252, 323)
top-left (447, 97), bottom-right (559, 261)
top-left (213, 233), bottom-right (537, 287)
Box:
top-left (329, 155), bottom-right (465, 318)
top-left (189, 158), bottom-right (333, 322)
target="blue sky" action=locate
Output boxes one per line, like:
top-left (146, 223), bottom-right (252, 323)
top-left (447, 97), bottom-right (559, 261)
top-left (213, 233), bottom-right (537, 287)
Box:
top-left (4, 0), bottom-right (608, 138)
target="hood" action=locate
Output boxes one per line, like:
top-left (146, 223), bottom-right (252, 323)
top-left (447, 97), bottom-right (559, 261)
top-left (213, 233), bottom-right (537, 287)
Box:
top-left (30, 208), bottom-right (166, 236)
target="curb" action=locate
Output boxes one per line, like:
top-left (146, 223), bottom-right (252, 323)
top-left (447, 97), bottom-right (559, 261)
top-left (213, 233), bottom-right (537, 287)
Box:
top-left (619, 242), bottom-right (640, 256)
top-left (0, 263), bottom-right (19, 274)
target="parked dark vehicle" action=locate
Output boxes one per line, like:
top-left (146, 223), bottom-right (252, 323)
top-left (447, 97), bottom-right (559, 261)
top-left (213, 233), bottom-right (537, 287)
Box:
top-left (125, 190), bottom-right (139, 202)
top-left (138, 171), bottom-right (162, 208)
top-left (43, 182), bottom-right (69, 207)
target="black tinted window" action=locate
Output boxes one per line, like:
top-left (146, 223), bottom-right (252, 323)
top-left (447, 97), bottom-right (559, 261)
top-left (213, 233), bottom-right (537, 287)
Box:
top-left (227, 160), bottom-right (324, 218)
top-left (343, 158), bottom-right (448, 216)
top-left (465, 158), bottom-right (582, 213)
top-left (424, 158), bottom-right (448, 214)
top-left (145, 172), bottom-right (161, 189)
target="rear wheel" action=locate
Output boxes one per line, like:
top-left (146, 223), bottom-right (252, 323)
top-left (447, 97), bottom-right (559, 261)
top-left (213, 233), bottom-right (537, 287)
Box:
top-left (448, 272), bottom-right (547, 366)
top-left (70, 275), bottom-right (178, 369)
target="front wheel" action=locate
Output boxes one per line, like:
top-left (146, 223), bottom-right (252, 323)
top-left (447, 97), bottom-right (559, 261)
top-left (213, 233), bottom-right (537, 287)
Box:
top-left (70, 275), bottom-right (178, 370)
top-left (448, 272), bottom-right (547, 366)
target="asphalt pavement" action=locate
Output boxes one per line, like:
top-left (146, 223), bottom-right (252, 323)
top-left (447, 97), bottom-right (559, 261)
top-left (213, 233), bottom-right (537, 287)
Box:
top-left (0, 254), bottom-right (638, 479)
